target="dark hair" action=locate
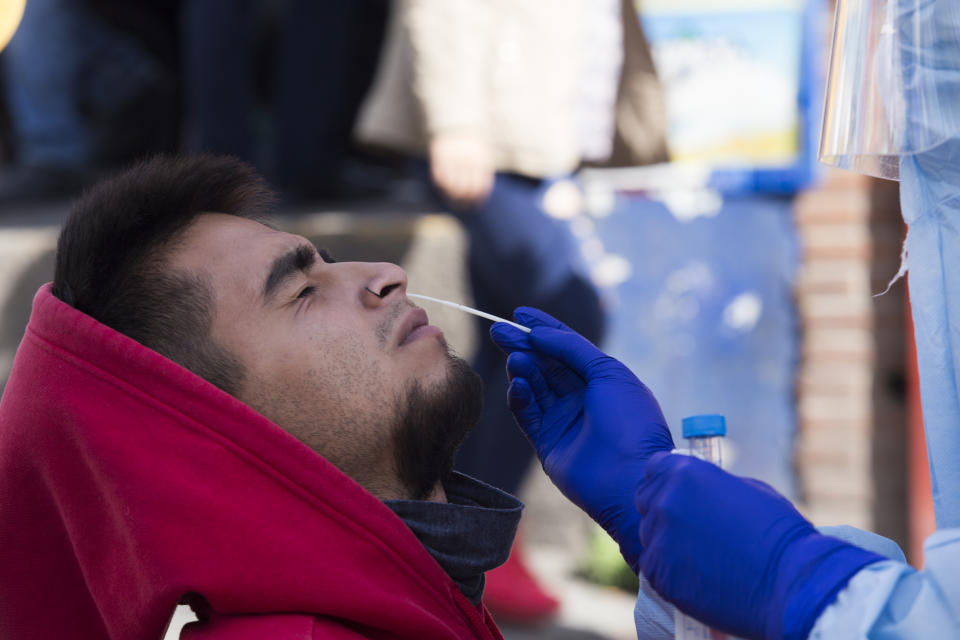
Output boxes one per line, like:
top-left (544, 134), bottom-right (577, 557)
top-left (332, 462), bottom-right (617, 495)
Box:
top-left (52, 155), bottom-right (276, 396)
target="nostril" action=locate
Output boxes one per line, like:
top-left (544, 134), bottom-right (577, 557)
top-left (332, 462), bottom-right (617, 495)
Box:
top-left (365, 284), bottom-right (401, 299)
top-left (378, 283), bottom-right (401, 298)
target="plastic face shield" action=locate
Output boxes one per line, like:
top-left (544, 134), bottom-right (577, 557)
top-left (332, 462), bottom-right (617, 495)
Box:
top-left (819, 0), bottom-right (960, 180)
top-left (820, 0), bottom-right (960, 529)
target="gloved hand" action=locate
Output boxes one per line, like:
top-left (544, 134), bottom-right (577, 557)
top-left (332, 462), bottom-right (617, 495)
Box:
top-left (490, 307), bottom-right (674, 572)
top-left (635, 452), bottom-right (885, 640)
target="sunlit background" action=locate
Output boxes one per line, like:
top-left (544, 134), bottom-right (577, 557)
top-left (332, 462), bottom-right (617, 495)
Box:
top-left (0, 1), bottom-right (927, 638)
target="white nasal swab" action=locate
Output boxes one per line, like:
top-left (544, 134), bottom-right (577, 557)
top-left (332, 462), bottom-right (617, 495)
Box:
top-left (408, 293), bottom-right (532, 333)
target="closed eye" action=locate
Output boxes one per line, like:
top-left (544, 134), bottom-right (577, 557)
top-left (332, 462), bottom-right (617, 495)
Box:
top-left (297, 286), bottom-right (316, 299)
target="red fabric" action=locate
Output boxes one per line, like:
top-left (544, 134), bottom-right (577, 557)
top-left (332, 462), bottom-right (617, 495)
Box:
top-left (0, 285), bottom-right (503, 640)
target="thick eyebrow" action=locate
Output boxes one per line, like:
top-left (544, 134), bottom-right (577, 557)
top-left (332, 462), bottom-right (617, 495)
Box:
top-left (262, 244), bottom-right (318, 303)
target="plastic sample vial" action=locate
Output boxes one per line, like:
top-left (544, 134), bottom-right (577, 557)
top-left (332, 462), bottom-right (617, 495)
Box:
top-left (683, 414), bottom-right (725, 466)
top-left (675, 414), bottom-right (731, 640)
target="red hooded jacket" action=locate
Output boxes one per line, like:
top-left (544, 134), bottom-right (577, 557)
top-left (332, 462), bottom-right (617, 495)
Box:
top-left (0, 285), bottom-right (504, 640)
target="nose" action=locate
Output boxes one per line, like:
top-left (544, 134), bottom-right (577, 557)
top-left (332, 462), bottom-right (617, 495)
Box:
top-left (361, 262), bottom-right (407, 307)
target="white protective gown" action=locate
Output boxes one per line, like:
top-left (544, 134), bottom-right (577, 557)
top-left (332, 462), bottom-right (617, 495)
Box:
top-left (811, 0), bottom-right (960, 634)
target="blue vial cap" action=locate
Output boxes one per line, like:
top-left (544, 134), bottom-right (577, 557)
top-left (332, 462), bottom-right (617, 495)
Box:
top-left (682, 414), bottom-right (726, 438)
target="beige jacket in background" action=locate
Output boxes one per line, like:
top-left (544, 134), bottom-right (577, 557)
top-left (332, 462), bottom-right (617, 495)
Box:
top-left (355, 0), bottom-right (669, 178)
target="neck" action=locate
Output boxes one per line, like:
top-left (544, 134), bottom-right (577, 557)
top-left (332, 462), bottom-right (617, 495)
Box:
top-left (422, 482), bottom-right (447, 503)
top-left (363, 475), bottom-right (447, 503)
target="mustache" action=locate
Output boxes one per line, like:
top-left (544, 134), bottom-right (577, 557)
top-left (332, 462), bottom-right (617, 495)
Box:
top-left (376, 299), bottom-right (416, 347)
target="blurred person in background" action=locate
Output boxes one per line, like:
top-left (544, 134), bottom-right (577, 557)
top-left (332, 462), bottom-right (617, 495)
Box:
top-left (355, 0), bottom-right (668, 624)
top-left (183, 0), bottom-right (389, 203)
top-left (0, 0), bottom-right (179, 207)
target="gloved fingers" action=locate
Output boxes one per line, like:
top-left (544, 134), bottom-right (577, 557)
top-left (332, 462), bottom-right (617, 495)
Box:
top-left (533, 351), bottom-right (587, 396)
top-left (506, 377), bottom-right (545, 441)
top-left (490, 322), bottom-right (533, 354)
top-left (506, 352), bottom-right (558, 411)
top-left (494, 308), bottom-right (607, 384)
top-left (527, 326), bottom-right (623, 381)
top-left (513, 306), bottom-right (574, 332)
top-left (505, 345), bottom-right (584, 397)
top-left (490, 306), bottom-right (577, 350)
top-left (492, 322), bottom-right (585, 396)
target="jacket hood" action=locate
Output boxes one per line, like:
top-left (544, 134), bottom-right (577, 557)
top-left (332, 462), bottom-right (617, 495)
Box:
top-left (0, 285), bottom-right (499, 639)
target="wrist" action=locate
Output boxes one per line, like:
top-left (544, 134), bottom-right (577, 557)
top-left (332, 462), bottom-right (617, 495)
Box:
top-left (769, 532), bottom-right (885, 640)
top-left (610, 509), bottom-right (644, 574)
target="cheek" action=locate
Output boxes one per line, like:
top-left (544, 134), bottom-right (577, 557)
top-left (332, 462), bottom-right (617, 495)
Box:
top-left (239, 333), bottom-right (402, 466)
top-left (398, 339), bottom-right (455, 390)
top-left (311, 339), bottom-right (390, 406)
top-left (266, 332), bottom-right (397, 417)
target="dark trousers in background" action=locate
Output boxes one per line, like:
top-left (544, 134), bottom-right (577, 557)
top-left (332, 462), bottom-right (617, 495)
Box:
top-left (1, 0), bottom-right (178, 169)
top-left (443, 172), bottom-right (607, 496)
top-left (183, 0), bottom-right (388, 197)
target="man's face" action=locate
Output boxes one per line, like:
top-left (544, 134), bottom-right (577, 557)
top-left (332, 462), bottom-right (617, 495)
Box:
top-left (167, 214), bottom-right (480, 500)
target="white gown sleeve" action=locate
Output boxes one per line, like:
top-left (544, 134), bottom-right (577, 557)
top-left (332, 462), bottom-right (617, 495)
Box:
top-left (809, 529), bottom-right (960, 639)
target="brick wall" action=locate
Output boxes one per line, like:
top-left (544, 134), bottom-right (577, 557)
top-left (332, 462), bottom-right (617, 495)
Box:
top-left (794, 169), bottom-right (908, 548)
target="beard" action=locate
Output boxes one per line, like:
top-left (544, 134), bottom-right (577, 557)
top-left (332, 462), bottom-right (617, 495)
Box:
top-left (391, 352), bottom-right (483, 500)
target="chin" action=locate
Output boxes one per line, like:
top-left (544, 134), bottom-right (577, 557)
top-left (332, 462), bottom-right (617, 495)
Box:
top-left (411, 337), bottom-right (457, 383)
top-left (392, 353), bottom-right (483, 500)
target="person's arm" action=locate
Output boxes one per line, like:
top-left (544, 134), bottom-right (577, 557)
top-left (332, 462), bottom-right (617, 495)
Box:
top-left (402, 0), bottom-right (494, 208)
top-left (489, 306), bottom-right (675, 572)
top-left (631, 524), bottom-right (911, 640)
top-left (634, 452), bottom-right (887, 639)
top-left (491, 308), bottom-right (942, 639)
top-left (809, 533), bottom-right (960, 639)
top-left (403, 0), bottom-right (488, 142)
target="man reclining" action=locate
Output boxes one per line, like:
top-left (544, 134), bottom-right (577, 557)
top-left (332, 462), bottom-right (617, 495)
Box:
top-left (0, 155), bottom-right (520, 639)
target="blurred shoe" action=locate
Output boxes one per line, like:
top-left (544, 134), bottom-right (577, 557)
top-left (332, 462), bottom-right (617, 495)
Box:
top-left (483, 535), bottom-right (560, 626)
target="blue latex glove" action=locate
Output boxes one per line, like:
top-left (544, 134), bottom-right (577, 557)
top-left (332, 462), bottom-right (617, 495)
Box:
top-left (490, 307), bottom-right (674, 571)
top-left (635, 452), bottom-right (885, 640)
